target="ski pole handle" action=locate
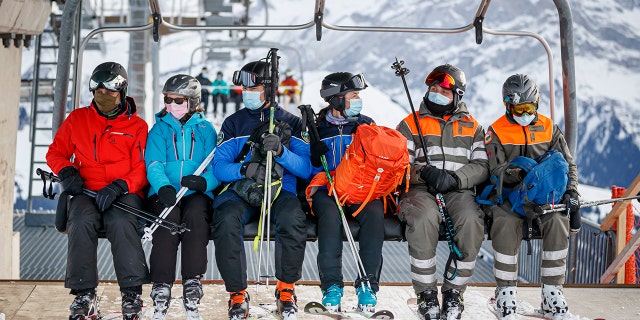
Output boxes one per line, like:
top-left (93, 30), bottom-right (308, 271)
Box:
top-left (538, 194), bottom-right (640, 215)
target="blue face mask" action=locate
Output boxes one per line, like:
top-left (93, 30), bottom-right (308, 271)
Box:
top-left (345, 98), bottom-right (363, 117)
top-left (242, 91), bottom-right (264, 110)
top-left (513, 113), bottom-right (536, 126)
top-left (427, 92), bottom-right (452, 106)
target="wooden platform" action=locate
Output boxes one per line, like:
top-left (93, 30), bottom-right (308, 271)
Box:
top-left (1, 281), bottom-right (639, 319)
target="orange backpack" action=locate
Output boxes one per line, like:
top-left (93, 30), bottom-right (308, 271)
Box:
top-left (306, 124), bottom-right (410, 216)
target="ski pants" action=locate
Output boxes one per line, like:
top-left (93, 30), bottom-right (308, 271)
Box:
top-left (312, 189), bottom-right (384, 292)
top-left (486, 202), bottom-right (569, 287)
top-left (148, 193), bottom-right (212, 283)
top-left (212, 93), bottom-right (228, 114)
top-left (211, 189), bottom-right (307, 293)
top-left (398, 185), bottom-right (485, 294)
top-left (65, 194), bottom-right (150, 291)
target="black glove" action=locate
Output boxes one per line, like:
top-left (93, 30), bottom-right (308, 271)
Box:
top-left (95, 179), bottom-right (128, 212)
top-left (157, 185), bottom-right (177, 208)
top-left (58, 166), bottom-right (85, 196)
top-left (241, 162), bottom-right (267, 185)
top-left (181, 175), bottom-right (207, 192)
top-left (503, 167), bottom-right (526, 188)
top-left (420, 166), bottom-right (459, 194)
top-left (563, 190), bottom-right (581, 234)
top-left (261, 133), bottom-right (283, 157)
top-left (310, 141), bottom-right (330, 167)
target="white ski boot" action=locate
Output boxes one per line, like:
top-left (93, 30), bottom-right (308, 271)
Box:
top-left (541, 284), bottom-right (570, 319)
top-left (495, 286), bottom-right (519, 320)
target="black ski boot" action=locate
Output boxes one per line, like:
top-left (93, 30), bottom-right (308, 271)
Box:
top-left (69, 288), bottom-right (99, 320)
top-left (150, 282), bottom-right (172, 320)
top-left (183, 277), bottom-right (204, 319)
top-left (441, 289), bottom-right (464, 320)
top-left (228, 290), bottom-right (250, 320)
top-left (416, 289), bottom-right (440, 320)
top-left (121, 286), bottom-right (144, 320)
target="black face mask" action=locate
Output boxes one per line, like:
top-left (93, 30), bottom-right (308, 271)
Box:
top-left (423, 95), bottom-right (454, 117)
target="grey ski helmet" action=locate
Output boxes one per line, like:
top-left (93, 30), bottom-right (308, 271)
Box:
top-left (162, 74), bottom-right (201, 111)
top-left (502, 74), bottom-right (540, 107)
top-left (89, 62), bottom-right (128, 106)
top-left (320, 72), bottom-right (367, 111)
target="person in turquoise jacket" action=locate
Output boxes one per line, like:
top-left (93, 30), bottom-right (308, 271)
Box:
top-left (211, 71), bottom-right (230, 118)
top-left (145, 74), bottom-right (219, 319)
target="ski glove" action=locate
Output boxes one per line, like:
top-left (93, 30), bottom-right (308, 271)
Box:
top-left (58, 166), bottom-right (85, 196)
top-left (181, 175), bottom-right (207, 192)
top-left (241, 162), bottom-right (267, 185)
top-left (310, 141), bottom-right (330, 168)
top-left (95, 179), bottom-right (128, 212)
top-left (157, 185), bottom-right (177, 208)
top-left (563, 190), bottom-right (581, 234)
top-left (261, 133), bottom-right (283, 157)
top-left (420, 166), bottom-right (459, 195)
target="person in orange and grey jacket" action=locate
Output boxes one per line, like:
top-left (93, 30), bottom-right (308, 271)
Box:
top-left (46, 62), bottom-right (150, 320)
top-left (395, 64), bottom-right (488, 320)
top-left (483, 74), bottom-right (579, 320)
top-left (145, 74), bottom-right (220, 319)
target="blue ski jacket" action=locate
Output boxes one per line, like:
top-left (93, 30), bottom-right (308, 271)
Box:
top-left (146, 111), bottom-right (219, 199)
top-left (213, 105), bottom-right (312, 195)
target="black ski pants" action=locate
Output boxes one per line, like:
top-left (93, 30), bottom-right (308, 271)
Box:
top-left (211, 189), bottom-right (307, 293)
top-left (147, 193), bottom-right (212, 283)
top-left (312, 189), bottom-right (384, 292)
top-left (65, 194), bottom-right (150, 290)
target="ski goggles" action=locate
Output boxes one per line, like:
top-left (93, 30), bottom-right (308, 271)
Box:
top-left (425, 71), bottom-right (464, 96)
top-left (89, 71), bottom-right (127, 92)
top-left (232, 70), bottom-right (267, 87)
top-left (320, 73), bottom-right (368, 97)
top-left (163, 96), bottom-right (187, 105)
top-left (510, 102), bottom-right (537, 116)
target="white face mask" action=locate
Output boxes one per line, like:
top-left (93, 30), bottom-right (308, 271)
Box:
top-left (513, 113), bottom-right (536, 126)
top-left (242, 90), bottom-right (264, 110)
top-left (428, 92), bottom-right (452, 105)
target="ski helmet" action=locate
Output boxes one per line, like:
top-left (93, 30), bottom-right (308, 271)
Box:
top-left (233, 61), bottom-right (276, 101)
top-left (424, 64), bottom-right (466, 106)
top-left (502, 74), bottom-right (540, 107)
top-left (320, 72), bottom-right (367, 111)
top-left (89, 62), bottom-right (128, 106)
top-left (162, 74), bottom-right (201, 111)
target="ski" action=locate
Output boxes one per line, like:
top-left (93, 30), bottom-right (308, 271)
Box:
top-left (303, 301), bottom-right (351, 319)
top-left (256, 303), bottom-right (295, 320)
top-left (487, 297), bottom-right (583, 320)
top-left (100, 306), bottom-right (151, 320)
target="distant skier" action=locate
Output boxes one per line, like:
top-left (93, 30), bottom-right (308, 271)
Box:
top-left (211, 71), bottom-right (230, 118)
top-left (483, 74), bottom-right (580, 320)
top-left (195, 67), bottom-right (212, 114)
top-left (46, 61), bottom-right (150, 320)
top-left (145, 74), bottom-right (220, 320)
top-left (278, 69), bottom-right (301, 116)
top-left (211, 59), bottom-right (312, 320)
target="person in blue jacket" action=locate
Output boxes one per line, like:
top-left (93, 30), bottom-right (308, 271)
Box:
top-left (212, 60), bottom-right (312, 320)
top-left (145, 74), bottom-right (219, 320)
top-left (307, 72), bottom-right (385, 314)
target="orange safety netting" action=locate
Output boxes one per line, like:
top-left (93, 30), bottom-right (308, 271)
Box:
top-left (611, 186), bottom-right (637, 284)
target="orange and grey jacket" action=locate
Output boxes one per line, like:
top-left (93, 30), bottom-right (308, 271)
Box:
top-left (396, 100), bottom-right (489, 190)
top-left (484, 112), bottom-right (578, 193)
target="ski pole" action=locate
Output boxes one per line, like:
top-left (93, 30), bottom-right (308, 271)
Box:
top-left (391, 58), bottom-right (464, 280)
top-left (537, 195), bottom-right (640, 215)
top-left (36, 168), bottom-right (187, 234)
top-left (142, 147), bottom-right (216, 243)
top-left (298, 104), bottom-right (370, 288)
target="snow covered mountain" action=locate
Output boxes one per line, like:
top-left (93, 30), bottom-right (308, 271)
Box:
top-left (16, 0), bottom-right (640, 213)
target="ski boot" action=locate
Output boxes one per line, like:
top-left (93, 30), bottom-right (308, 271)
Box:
top-left (356, 283), bottom-right (377, 313)
top-left (150, 282), bottom-right (172, 320)
top-left (416, 289), bottom-right (440, 320)
top-left (321, 284), bottom-right (343, 312)
top-left (541, 284), bottom-right (570, 319)
top-left (495, 286), bottom-right (518, 320)
top-left (69, 288), bottom-right (100, 320)
top-left (441, 289), bottom-right (464, 320)
top-left (275, 281), bottom-right (298, 320)
top-left (121, 286), bottom-right (144, 320)
top-left (183, 277), bottom-right (204, 320)
top-left (228, 290), bottom-right (250, 320)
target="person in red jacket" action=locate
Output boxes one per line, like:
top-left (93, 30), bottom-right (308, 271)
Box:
top-left (46, 62), bottom-right (150, 320)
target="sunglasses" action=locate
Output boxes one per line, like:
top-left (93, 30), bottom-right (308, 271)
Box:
top-left (164, 96), bottom-right (187, 105)
top-left (89, 70), bottom-right (127, 92)
top-left (510, 102), bottom-right (537, 116)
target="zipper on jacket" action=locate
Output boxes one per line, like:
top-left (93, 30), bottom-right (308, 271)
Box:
top-left (190, 131), bottom-right (195, 159)
top-left (93, 134), bottom-right (97, 161)
top-left (522, 126), bottom-right (529, 155)
top-left (137, 140), bottom-right (143, 161)
top-left (172, 132), bottom-right (179, 160)
top-left (181, 127), bottom-right (186, 162)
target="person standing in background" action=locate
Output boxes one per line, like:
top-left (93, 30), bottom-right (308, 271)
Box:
top-left (211, 71), bottom-right (230, 119)
top-left (195, 67), bottom-right (212, 114)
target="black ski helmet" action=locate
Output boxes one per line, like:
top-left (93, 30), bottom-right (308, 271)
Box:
top-left (502, 74), bottom-right (540, 107)
top-left (320, 72), bottom-right (367, 111)
top-left (89, 62), bottom-right (128, 107)
top-left (233, 60), bottom-right (276, 101)
top-left (162, 74), bottom-right (201, 111)
top-left (424, 64), bottom-right (466, 107)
